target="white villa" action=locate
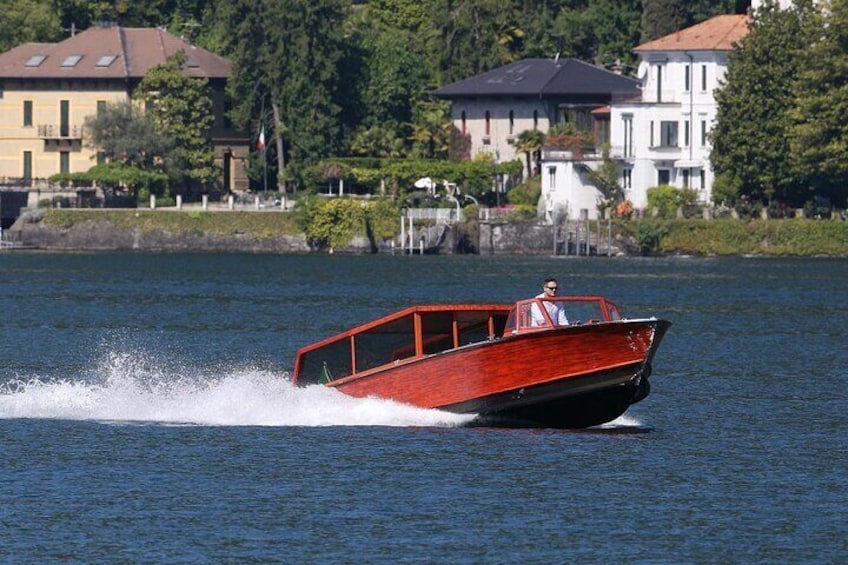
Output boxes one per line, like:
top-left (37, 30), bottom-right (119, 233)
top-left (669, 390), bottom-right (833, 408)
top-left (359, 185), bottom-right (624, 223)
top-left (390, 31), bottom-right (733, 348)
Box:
top-left (610, 13), bottom-right (750, 210)
top-left (541, 14), bottom-right (749, 221)
top-left (540, 0), bottom-right (798, 221)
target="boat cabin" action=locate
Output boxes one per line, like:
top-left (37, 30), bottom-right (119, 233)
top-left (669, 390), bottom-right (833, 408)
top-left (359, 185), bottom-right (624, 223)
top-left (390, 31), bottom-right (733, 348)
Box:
top-left (294, 304), bottom-right (512, 386)
top-left (293, 296), bottom-right (624, 387)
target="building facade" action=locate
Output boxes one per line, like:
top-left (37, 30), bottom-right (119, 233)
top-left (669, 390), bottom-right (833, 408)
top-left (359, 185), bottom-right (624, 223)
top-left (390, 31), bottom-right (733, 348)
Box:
top-left (434, 58), bottom-right (639, 167)
top-left (0, 24), bottom-right (249, 196)
top-left (609, 14), bottom-right (749, 210)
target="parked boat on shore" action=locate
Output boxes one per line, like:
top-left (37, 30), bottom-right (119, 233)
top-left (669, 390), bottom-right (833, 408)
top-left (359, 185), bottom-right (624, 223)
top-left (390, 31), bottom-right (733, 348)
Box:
top-left (292, 296), bottom-right (671, 428)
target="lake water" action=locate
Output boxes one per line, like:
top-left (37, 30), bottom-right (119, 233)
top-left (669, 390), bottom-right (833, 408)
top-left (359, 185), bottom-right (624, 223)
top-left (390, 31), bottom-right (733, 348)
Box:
top-left (1, 253), bottom-right (846, 563)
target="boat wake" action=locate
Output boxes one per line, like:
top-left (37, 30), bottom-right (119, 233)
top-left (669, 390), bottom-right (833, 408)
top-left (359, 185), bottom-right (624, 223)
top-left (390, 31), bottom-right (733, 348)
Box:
top-left (0, 352), bottom-right (474, 428)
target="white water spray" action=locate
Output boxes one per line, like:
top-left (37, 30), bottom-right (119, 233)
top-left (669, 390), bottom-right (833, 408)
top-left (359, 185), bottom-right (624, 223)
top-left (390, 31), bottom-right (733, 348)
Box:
top-left (0, 352), bottom-right (474, 428)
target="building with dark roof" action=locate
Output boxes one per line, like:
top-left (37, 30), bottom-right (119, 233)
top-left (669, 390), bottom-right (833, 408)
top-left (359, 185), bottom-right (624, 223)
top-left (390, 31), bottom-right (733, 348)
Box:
top-left (0, 24), bottom-right (249, 201)
top-left (434, 57), bottom-right (639, 168)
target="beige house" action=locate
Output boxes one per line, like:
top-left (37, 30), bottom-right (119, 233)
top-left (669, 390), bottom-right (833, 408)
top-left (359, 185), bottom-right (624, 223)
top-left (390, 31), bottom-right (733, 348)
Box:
top-left (0, 24), bottom-right (249, 198)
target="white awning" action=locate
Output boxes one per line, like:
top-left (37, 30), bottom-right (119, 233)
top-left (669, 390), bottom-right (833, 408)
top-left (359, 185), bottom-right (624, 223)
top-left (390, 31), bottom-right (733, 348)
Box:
top-left (674, 160), bottom-right (703, 169)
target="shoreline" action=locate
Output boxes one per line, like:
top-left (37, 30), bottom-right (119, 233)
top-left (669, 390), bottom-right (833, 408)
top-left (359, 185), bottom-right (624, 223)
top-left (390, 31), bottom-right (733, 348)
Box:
top-left (6, 208), bottom-right (848, 257)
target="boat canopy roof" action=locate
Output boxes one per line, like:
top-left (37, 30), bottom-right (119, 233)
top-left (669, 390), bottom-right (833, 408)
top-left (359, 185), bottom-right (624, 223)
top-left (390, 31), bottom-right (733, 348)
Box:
top-left (292, 297), bottom-right (622, 387)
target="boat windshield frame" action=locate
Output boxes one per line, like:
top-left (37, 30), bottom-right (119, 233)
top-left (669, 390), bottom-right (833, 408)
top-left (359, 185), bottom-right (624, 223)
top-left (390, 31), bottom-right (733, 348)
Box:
top-left (504, 295), bottom-right (622, 335)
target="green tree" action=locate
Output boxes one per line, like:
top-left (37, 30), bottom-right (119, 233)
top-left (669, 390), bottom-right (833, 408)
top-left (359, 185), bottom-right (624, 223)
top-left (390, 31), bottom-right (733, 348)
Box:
top-left (710, 0), bottom-right (816, 206)
top-left (296, 196), bottom-right (364, 252)
top-left (135, 50), bottom-right (217, 194)
top-left (788, 0), bottom-right (848, 208)
top-left (0, 0), bottom-right (61, 51)
top-left (584, 145), bottom-right (623, 212)
top-left (213, 0), bottom-right (348, 191)
top-left (428, 0), bottom-right (522, 84)
top-left (640, 0), bottom-right (686, 43)
top-left (408, 100), bottom-right (454, 160)
top-left (352, 23), bottom-right (428, 132)
top-left (513, 129), bottom-right (545, 178)
top-left (83, 100), bottom-right (170, 170)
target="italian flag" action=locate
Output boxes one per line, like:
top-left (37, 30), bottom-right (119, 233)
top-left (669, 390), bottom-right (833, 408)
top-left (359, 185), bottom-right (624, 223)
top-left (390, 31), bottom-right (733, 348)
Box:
top-left (257, 126), bottom-right (266, 150)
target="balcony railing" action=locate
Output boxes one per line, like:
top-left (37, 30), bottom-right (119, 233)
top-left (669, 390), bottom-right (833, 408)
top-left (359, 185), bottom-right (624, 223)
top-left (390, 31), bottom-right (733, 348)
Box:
top-left (37, 124), bottom-right (83, 140)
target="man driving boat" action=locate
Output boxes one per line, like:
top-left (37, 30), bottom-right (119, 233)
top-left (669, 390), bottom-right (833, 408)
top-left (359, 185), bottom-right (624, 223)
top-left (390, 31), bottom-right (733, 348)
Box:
top-left (531, 277), bottom-right (569, 326)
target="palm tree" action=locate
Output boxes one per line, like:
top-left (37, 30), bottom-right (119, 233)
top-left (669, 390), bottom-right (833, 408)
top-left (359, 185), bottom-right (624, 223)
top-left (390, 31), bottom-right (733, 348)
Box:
top-left (513, 129), bottom-right (545, 177)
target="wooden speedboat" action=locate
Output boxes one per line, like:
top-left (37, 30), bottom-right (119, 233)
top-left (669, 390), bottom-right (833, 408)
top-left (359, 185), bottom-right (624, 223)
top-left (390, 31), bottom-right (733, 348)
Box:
top-left (292, 296), bottom-right (671, 428)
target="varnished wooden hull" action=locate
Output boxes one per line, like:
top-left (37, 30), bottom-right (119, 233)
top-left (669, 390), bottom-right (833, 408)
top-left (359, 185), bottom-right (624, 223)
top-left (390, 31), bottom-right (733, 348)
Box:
top-left (326, 319), bottom-right (670, 428)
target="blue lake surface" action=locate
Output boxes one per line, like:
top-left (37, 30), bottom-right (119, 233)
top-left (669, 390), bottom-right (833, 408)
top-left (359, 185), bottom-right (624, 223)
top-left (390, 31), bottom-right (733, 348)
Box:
top-left (1, 253), bottom-right (846, 563)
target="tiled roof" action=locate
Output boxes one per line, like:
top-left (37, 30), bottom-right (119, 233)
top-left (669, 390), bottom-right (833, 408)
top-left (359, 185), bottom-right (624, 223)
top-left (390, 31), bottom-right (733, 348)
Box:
top-left (0, 25), bottom-right (230, 80)
top-left (434, 57), bottom-right (639, 98)
top-left (635, 14), bottom-right (749, 52)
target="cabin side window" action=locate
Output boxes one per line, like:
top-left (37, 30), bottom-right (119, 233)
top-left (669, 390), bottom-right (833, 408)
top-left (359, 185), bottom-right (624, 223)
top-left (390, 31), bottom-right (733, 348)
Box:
top-left (420, 312), bottom-right (457, 355)
top-left (355, 314), bottom-right (416, 373)
top-left (297, 339), bottom-right (352, 385)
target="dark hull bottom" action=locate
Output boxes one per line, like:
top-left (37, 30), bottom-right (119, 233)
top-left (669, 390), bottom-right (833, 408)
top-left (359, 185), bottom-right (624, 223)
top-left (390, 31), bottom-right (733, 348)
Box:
top-left (443, 365), bottom-right (651, 429)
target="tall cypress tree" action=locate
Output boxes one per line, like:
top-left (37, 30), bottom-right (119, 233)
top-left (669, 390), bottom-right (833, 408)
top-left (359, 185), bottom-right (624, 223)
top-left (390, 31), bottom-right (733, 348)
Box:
top-left (208, 0), bottom-right (348, 190)
top-left (788, 0), bottom-right (848, 208)
top-left (710, 0), bottom-right (816, 206)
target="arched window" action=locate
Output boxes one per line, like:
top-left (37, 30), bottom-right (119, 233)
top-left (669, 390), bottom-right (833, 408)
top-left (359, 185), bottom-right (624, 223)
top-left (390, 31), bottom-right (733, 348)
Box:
top-left (485, 111), bottom-right (491, 136)
top-left (533, 110), bottom-right (539, 130)
top-left (509, 110), bottom-right (515, 134)
top-left (461, 111), bottom-right (467, 134)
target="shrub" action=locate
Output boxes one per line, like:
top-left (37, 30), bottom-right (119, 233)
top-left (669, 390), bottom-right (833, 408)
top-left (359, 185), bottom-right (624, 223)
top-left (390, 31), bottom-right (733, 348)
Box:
top-left (636, 219), bottom-right (669, 255)
top-left (507, 177), bottom-right (541, 206)
top-left (646, 185), bottom-right (679, 218)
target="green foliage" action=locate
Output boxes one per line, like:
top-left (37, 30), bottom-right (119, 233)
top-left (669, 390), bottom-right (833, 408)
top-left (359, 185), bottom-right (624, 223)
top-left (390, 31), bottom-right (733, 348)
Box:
top-left (0, 0), bottom-right (61, 51)
top-left (50, 162), bottom-right (169, 201)
top-left (711, 0), bottom-right (816, 207)
top-left (209, 0), bottom-right (348, 191)
top-left (135, 51), bottom-right (217, 191)
top-left (788, 0), bottom-right (848, 208)
top-left (308, 157), bottom-right (521, 202)
top-left (363, 198), bottom-right (401, 243)
top-left (296, 196), bottom-right (365, 251)
top-left (583, 144), bottom-right (622, 209)
top-left (635, 219), bottom-right (670, 255)
top-left (646, 185), bottom-right (680, 218)
top-left (408, 99), bottom-right (455, 160)
top-left (507, 177), bottom-right (541, 206)
top-left (657, 218), bottom-right (848, 256)
top-left (513, 129), bottom-right (546, 178)
top-left (83, 101), bottom-right (169, 170)
top-left (41, 208), bottom-right (302, 237)
top-left (641, 0), bottom-right (686, 42)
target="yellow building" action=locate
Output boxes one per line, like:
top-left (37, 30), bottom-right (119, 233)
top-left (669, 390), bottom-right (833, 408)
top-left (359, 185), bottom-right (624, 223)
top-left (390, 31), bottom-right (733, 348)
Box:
top-left (0, 24), bottom-right (250, 196)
